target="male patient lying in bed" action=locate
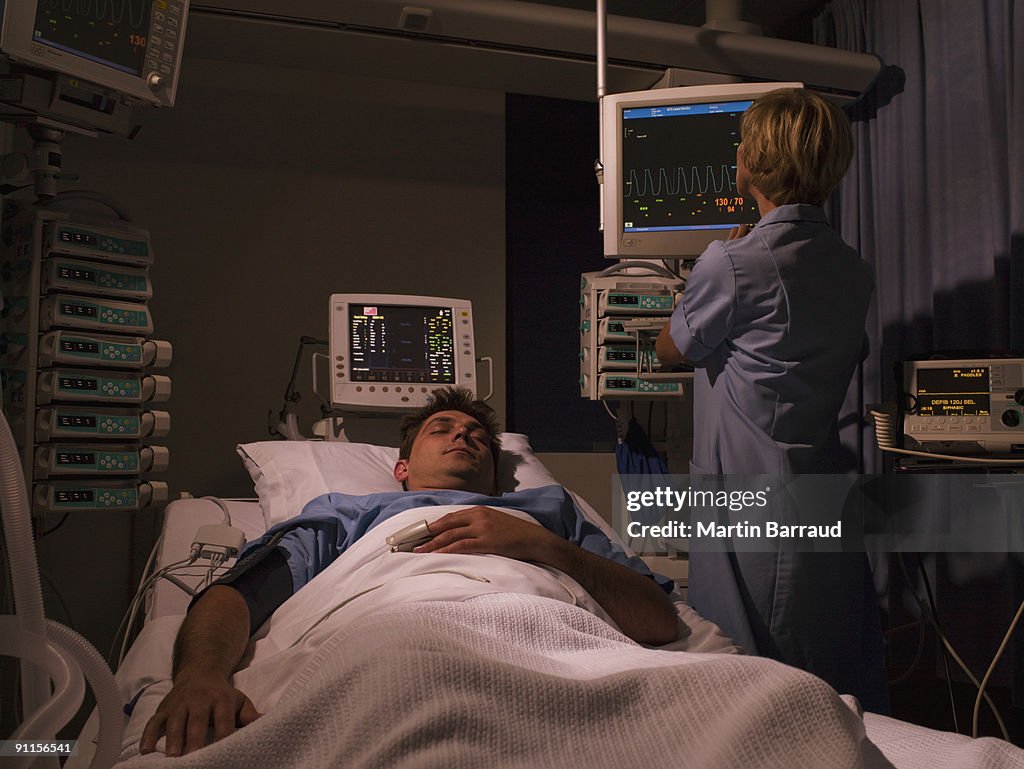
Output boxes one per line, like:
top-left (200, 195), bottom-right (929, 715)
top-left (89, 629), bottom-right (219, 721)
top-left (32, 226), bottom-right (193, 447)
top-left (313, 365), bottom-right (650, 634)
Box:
top-left (140, 386), bottom-right (678, 756)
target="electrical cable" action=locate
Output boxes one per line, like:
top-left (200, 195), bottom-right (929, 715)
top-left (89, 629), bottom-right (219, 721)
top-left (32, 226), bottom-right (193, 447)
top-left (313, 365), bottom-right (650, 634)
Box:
top-left (870, 410), bottom-right (1024, 465)
top-left (35, 189), bottom-right (132, 221)
top-left (660, 259), bottom-right (686, 280)
top-left (595, 260), bottom-right (680, 280)
top-left (127, 507), bottom-right (244, 638)
top-left (132, 532), bottom-right (165, 621)
top-left (109, 550), bottom-right (197, 667)
top-left (885, 619), bottom-right (927, 686)
top-left (269, 336), bottom-right (327, 437)
top-left (159, 573), bottom-right (195, 597)
top-left (972, 596), bottom-right (1024, 739)
top-left (114, 536), bottom-right (238, 667)
top-left (915, 554), bottom-right (960, 734)
top-left (602, 400), bottom-right (618, 423)
top-left (871, 407), bottom-right (1017, 739)
top-left (894, 552), bottom-right (1010, 739)
top-left (38, 513), bottom-right (70, 539)
top-left (38, 568), bottom-right (74, 629)
top-left (200, 496), bottom-right (233, 526)
top-left (202, 552), bottom-right (228, 591)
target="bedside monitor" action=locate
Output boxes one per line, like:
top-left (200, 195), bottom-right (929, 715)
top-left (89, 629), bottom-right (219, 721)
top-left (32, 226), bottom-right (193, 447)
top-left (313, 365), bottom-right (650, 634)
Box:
top-left (328, 294), bottom-right (476, 412)
top-left (601, 81), bottom-right (803, 258)
top-left (0, 0), bottom-right (189, 107)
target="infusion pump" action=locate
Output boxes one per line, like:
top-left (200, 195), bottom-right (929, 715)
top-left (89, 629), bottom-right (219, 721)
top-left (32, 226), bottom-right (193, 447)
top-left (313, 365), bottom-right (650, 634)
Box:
top-left (579, 268), bottom-right (688, 400)
top-left (902, 358), bottom-right (1024, 453)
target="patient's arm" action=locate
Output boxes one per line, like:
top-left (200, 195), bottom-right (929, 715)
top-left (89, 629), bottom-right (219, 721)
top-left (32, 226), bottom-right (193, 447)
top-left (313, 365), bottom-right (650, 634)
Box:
top-left (140, 586), bottom-right (261, 756)
top-left (417, 506), bottom-right (678, 645)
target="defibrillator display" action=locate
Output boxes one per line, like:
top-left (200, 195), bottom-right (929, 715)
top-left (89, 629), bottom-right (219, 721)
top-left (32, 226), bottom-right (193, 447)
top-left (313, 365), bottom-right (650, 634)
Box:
top-left (915, 367), bottom-right (990, 416)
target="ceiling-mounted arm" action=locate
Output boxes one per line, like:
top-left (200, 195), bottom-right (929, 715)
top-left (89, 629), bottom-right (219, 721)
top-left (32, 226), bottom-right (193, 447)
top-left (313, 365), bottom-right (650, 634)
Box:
top-left (703, 0), bottom-right (761, 35)
top-left (187, 1), bottom-right (883, 102)
top-left (595, 0), bottom-right (607, 233)
top-left (596, 0), bottom-right (607, 101)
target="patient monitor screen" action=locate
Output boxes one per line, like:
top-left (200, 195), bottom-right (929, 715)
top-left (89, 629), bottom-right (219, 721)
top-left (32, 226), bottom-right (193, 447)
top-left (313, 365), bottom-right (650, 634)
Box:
top-left (915, 367), bottom-right (990, 416)
top-left (33, 0), bottom-right (152, 75)
top-left (349, 305), bottom-right (456, 384)
top-left (621, 100), bottom-right (759, 233)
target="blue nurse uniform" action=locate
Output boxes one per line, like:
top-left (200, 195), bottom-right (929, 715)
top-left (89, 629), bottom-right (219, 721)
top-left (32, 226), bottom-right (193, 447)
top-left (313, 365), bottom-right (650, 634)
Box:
top-left (668, 203), bottom-right (888, 711)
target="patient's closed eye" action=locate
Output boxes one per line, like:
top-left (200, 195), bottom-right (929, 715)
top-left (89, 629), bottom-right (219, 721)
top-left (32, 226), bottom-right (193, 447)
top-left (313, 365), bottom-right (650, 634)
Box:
top-left (431, 423), bottom-right (482, 437)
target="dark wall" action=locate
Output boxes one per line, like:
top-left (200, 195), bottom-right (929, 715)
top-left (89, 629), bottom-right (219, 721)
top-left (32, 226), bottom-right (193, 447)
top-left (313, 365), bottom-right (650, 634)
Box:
top-left (505, 94), bottom-right (617, 451)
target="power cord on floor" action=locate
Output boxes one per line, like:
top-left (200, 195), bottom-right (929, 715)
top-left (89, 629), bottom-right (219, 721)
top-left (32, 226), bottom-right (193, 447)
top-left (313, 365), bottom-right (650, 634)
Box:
top-left (895, 552), bottom-right (1010, 740)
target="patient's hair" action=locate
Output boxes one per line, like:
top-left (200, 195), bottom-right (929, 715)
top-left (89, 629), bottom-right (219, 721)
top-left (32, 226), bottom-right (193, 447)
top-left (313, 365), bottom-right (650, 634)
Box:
top-left (399, 386), bottom-right (502, 469)
top-left (739, 88), bottom-right (853, 206)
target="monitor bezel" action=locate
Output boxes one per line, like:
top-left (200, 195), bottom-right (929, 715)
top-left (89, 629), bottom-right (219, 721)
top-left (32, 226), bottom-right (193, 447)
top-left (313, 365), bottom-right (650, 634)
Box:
top-left (601, 81), bottom-right (803, 259)
top-left (0, 0), bottom-right (188, 107)
top-left (328, 293), bottom-right (476, 412)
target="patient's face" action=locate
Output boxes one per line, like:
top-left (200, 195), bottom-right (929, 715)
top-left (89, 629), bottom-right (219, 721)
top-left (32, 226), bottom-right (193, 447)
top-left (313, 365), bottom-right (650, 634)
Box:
top-left (394, 410), bottom-right (497, 495)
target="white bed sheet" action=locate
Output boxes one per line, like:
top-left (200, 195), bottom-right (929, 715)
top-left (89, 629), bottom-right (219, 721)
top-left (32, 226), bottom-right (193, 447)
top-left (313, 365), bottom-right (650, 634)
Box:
top-left (147, 496), bottom-right (732, 654)
top-left (75, 497), bottom-right (1024, 769)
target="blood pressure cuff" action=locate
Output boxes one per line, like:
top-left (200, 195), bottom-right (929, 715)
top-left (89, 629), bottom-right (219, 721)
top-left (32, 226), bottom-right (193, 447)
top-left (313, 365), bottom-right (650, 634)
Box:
top-left (188, 529), bottom-right (294, 635)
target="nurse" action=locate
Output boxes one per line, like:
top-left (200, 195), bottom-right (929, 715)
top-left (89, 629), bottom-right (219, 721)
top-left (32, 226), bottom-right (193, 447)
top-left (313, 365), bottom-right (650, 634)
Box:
top-left (655, 88), bottom-right (888, 711)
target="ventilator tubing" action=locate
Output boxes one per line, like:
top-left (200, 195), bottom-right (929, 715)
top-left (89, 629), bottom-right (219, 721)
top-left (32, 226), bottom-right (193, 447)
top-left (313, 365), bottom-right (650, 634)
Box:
top-left (1, 409), bottom-right (124, 769)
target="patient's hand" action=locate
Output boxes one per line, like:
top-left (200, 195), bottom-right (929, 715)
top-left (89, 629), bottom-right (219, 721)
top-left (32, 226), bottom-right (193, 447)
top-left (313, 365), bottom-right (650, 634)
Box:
top-left (418, 506), bottom-right (678, 644)
top-left (140, 670), bottom-right (261, 756)
top-left (413, 506), bottom-right (560, 564)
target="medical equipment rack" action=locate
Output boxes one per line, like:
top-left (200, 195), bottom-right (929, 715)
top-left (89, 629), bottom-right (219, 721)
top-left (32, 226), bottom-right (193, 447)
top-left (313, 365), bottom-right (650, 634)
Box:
top-left (0, 200), bottom-right (170, 514)
top-left (579, 267), bottom-right (691, 401)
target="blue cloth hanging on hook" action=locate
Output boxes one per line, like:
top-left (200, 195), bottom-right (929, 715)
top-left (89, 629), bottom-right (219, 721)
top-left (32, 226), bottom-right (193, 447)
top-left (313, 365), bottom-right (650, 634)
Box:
top-left (615, 417), bottom-right (670, 524)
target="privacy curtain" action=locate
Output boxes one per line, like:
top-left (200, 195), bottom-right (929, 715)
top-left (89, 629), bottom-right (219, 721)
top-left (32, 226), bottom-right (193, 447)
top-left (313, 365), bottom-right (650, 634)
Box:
top-left (815, 0), bottom-right (1024, 472)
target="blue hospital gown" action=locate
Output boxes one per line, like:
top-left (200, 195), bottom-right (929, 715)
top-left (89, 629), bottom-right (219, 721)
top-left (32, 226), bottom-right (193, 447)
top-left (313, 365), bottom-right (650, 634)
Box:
top-left (254, 484), bottom-right (670, 594)
top-left (205, 485), bottom-right (673, 634)
top-left (668, 204), bottom-right (888, 711)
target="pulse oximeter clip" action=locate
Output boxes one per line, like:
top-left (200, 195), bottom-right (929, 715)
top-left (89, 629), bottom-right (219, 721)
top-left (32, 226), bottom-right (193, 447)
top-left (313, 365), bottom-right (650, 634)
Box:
top-left (386, 520), bottom-right (433, 552)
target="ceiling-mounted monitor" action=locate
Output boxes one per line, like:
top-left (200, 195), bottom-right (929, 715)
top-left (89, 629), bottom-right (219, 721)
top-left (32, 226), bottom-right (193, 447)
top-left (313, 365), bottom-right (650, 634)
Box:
top-left (601, 81), bottom-right (803, 259)
top-left (0, 0), bottom-right (189, 108)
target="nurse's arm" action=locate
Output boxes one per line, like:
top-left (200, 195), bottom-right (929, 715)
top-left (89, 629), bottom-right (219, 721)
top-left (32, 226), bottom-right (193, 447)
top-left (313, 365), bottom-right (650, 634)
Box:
top-left (656, 322), bottom-right (687, 365)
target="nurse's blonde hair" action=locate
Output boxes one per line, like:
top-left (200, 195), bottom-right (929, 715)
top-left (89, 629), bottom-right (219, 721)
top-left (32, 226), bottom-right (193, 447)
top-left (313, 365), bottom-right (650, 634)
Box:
top-left (739, 88), bottom-right (853, 206)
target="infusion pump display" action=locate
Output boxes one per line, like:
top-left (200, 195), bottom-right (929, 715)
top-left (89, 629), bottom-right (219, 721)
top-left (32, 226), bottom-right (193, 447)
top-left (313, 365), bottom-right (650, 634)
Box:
top-left (903, 358), bottom-right (1024, 453)
top-left (329, 294), bottom-right (475, 411)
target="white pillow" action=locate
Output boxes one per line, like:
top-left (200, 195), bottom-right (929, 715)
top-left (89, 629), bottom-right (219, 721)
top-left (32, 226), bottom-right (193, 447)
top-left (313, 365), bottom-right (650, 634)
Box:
top-left (237, 433), bottom-right (559, 527)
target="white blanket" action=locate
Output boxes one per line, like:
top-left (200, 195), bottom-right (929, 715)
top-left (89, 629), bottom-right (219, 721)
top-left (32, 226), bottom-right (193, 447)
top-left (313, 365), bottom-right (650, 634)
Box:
top-left (105, 507), bottom-right (1021, 769)
top-left (117, 594), bottom-right (893, 769)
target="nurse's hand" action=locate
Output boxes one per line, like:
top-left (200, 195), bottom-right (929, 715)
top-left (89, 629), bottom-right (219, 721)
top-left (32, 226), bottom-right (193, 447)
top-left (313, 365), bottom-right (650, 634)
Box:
top-left (140, 671), bottom-right (261, 756)
top-left (727, 224), bottom-right (751, 240)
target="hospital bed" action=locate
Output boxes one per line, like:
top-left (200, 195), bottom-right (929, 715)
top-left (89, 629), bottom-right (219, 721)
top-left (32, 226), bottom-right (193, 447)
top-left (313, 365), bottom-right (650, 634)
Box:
top-left (71, 435), bottom-right (1024, 769)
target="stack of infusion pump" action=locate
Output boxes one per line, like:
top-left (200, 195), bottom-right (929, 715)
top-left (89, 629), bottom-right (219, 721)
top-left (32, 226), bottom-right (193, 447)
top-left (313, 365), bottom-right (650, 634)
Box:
top-left (579, 269), bottom-right (687, 400)
top-left (0, 201), bottom-right (170, 514)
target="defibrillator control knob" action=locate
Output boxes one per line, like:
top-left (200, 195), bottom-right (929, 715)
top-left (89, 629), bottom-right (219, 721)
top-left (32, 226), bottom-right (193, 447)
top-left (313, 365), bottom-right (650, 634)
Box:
top-left (1001, 409), bottom-right (1021, 428)
top-left (1015, 388), bottom-right (1024, 405)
